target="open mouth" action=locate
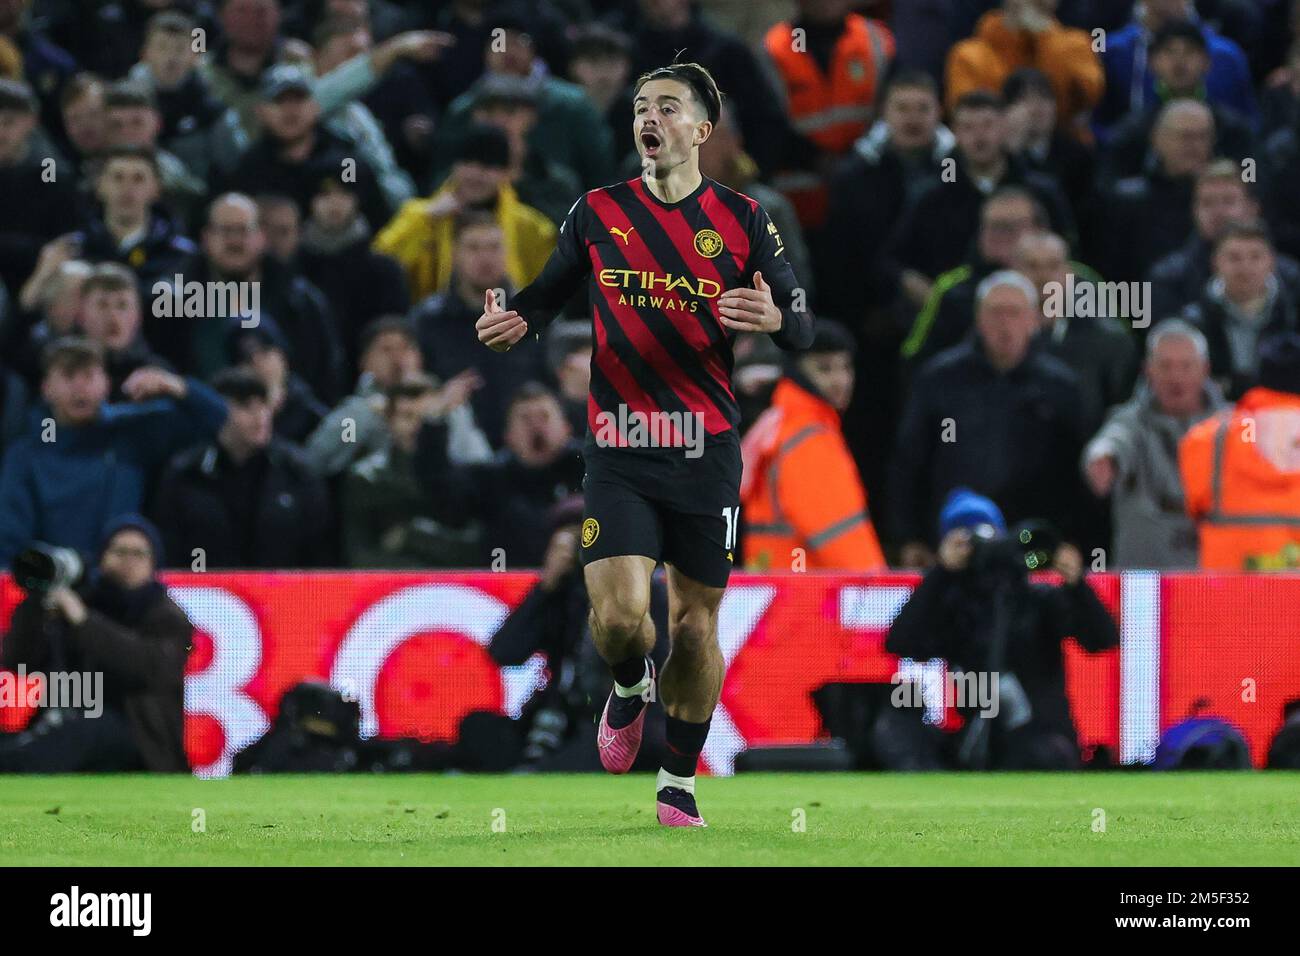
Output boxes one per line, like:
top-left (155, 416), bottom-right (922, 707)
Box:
top-left (640, 131), bottom-right (662, 156)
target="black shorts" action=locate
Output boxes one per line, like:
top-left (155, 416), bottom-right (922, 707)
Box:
top-left (579, 435), bottom-right (742, 589)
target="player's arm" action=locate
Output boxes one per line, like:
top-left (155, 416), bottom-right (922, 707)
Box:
top-left (718, 205), bottom-right (814, 351)
top-left (477, 194), bottom-right (592, 352)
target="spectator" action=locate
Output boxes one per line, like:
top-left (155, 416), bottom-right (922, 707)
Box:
top-left (1096, 0), bottom-right (1256, 137)
top-left (1148, 159), bottom-right (1300, 320)
top-left (0, 514), bottom-right (192, 773)
top-left (740, 318), bottom-right (887, 571)
top-left (255, 192), bottom-right (301, 265)
top-left (414, 381), bottom-right (585, 567)
top-left (700, 101), bottom-right (813, 306)
top-left (892, 271), bottom-right (1085, 565)
top-left (128, 10), bottom-right (229, 183)
top-left (900, 186), bottom-right (1049, 367)
top-left (78, 263), bottom-right (175, 402)
top-left (297, 176), bottom-right (409, 380)
top-left (565, 24), bottom-right (634, 168)
top-left (340, 374), bottom-right (484, 568)
top-left (1083, 319), bottom-right (1225, 568)
top-left (1091, 99), bottom-right (1214, 282)
top-left (1180, 332), bottom-right (1300, 570)
top-left (304, 315), bottom-right (489, 478)
top-left (152, 366), bottom-right (332, 568)
top-left (145, 193), bottom-right (346, 403)
top-left (11, 255), bottom-right (90, 386)
top-left (375, 124), bottom-right (555, 302)
top-left (217, 64), bottom-right (391, 232)
top-left (56, 74), bottom-right (109, 183)
top-left (101, 79), bottom-right (207, 225)
top-left (1014, 230), bottom-right (1138, 434)
top-left (608, 0), bottom-right (788, 177)
top-left (202, 0), bottom-right (290, 128)
top-left (467, 74), bottom-right (582, 226)
top-left (1001, 68), bottom-right (1095, 229)
top-left (433, 14), bottom-right (614, 190)
top-left (1100, 21), bottom-right (1255, 185)
top-left (0, 337), bottom-right (228, 567)
top-left (762, 0), bottom-right (894, 229)
top-left (0, 78), bottom-right (79, 295)
top-left (1260, 74), bottom-right (1300, 261)
top-left (1182, 221), bottom-right (1300, 399)
top-left (821, 69), bottom-right (954, 317)
top-left (0, 0), bottom-right (77, 135)
top-left (944, 0), bottom-right (1103, 138)
top-left (545, 319), bottom-right (592, 440)
top-left (75, 146), bottom-right (199, 287)
top-left (229, 319), bottom-right (328, 445)
top-left (886, 91), bottom-right (1074, 303)
top-left (410, 210), bottom-right (547, 447)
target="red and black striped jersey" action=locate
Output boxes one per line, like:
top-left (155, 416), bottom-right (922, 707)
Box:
top-left (511, 175), bottom-right (814, 446)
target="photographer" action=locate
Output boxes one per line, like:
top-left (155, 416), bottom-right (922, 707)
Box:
top-left (882, 489), bottom-right (1118, 770)
top-left (0, 516), bottom-right (191, 772)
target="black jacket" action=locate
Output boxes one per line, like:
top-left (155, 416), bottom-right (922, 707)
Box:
top-left (886, 565), bottom-right (1118, 743)
top-left (0, 151), bottom-right (80, 293)
top-left (890, 340), bottom-right (1087, 546)
top-left (0, 581), bottom-right (192, 772)
top-left (75, 211), bottom-right (199, 288)
top-left (1090, 167), bottom-right (1195, 283)
top-left (1183, 280), bottom-right (1300, 400)
top-left (152, 439), bottom-right (333, 568)
top-left (415, 419), bottom-right (584, 567)
top-left (1148, 235), bottom-right (1300, 320)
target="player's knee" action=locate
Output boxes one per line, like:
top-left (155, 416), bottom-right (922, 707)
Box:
top-left (669, 606), bottom-right (718, 655)
top-left (589, 595), bottom-right (647, 644)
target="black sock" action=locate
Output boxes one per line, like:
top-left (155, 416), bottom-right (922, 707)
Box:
top-left (610, 655), bottom-right (648, 689)
top-left (662, 714), bottom-right (711, 778)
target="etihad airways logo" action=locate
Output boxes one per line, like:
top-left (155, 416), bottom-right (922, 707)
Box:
top-left (598, 268), bottom-right (721, 312)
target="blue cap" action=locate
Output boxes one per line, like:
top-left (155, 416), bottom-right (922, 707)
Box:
top-left (938, 487), bottom-right (1006, 538)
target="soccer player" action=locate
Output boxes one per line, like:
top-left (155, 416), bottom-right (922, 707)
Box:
top-left (475, 62), bottom-right (813, 826)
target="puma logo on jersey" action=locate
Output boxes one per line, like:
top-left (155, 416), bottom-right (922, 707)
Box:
top-left (610, 226), bottom-right (635, 245)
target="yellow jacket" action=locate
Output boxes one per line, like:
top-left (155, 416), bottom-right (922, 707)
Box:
top-left (372, 183), bottom-right (556, 301)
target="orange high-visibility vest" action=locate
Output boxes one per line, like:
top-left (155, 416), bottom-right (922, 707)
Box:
top-left (764, 14), bottom-right (894, 228)
top-left (740, 378), bottom-right (886, 571)
top-left (1179, 387), bottom-right (1300, 570)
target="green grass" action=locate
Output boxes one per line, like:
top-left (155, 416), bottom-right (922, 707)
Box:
top-left (1, 772), bottom-right (1297, 866)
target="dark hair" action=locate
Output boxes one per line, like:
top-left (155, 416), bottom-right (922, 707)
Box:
top-left (1001, 68), bottom-right (1054, 105)
top-left (453, 208), bottom-right (500, 237)
top-left (882, 68), bottom-right (938, 102)
top-left (211, 366), bottom-right (269, 403)
top-left (0, 77), bottom-right (37, 114)
top-left (984, 186), bottom-right (1048, 228)
top-left (1213, 219), bottom-right (1274, 253)
top-left (98, 144), bottom-right (162, 179)
top-left (1151, 19), bottom-right (1209, 56)
top-left (146, 10), bottom-right (197, 38)
top-left (42, 336), bottom-right (106, 377)
top-left (358, 314), bottom-right (417, 356)
top-left (82, 262), bottom-right (139, 296)
top-left (104, 79), bottom-right (158, 112)
top-left (569, 24), bottom-right (633, 62)
top-left (953, 90), bottom-right (1004, 114)
top-left (807, 318), bottom-right (857, 356)
top-left (633, 61), bottom-right (723, 126)
top-left (385, 373), bottom-right (438, 409)
top-left (507, 380), bottom-right (558, 413)
top-left (61, 72), bottom-right (105, 110)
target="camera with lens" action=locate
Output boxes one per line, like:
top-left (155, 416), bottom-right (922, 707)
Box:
top-left (12, 543), bottom-right (85, 594)
top-left (968, 520), bottom-right (1061, 584)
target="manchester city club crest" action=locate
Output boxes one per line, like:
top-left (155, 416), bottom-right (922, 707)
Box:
top-left (693, 228), bottom-right (723, 258)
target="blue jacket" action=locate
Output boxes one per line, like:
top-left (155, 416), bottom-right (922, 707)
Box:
top-left (0, 379), bottom-right (227, 567)
top-left (1096, 21), bottom-right (1256, 139)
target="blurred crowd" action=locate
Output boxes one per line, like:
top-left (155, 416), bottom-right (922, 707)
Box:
top-left (0, 0), bottom-right (1299, 575)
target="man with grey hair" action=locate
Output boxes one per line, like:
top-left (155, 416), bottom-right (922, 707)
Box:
top-left (893, 268), bottom-right (1086, 566)
top-left (1082, 317), bottom-right (1226, 568)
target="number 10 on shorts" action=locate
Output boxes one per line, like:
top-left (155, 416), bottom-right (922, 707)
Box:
top-left (722, 506), bottom-right (740, 552)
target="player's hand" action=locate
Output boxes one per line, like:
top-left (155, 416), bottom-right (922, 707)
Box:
top-left (1054, 543), bottom-right (1084, 586)
top-left (477, 289), bottom-right (528, 352)
top-left (718, 271), bottom-right (782, 334)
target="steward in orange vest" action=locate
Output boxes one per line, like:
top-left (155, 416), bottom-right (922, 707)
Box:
top-left (764, 7), bottom-right (894, 229)
top-left (1180, 335), bottom-right (1300, 570)
top-left (740, 320), bottom-right (886, 571)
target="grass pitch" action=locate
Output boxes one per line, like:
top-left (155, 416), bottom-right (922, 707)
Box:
top-left (1, 772), bottom-right (1297, 866)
